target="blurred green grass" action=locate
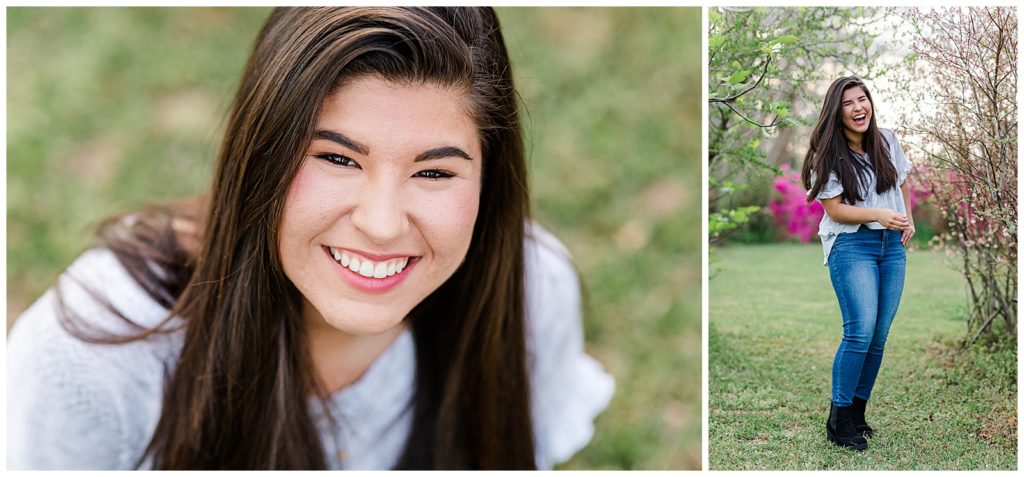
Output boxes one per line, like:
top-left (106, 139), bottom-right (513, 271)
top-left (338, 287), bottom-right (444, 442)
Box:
top-left (6, 7), bottom-right (702, 470)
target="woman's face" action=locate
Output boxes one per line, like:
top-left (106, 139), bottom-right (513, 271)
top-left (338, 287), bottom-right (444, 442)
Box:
top-left (280, 76), bottom-right (482, 336)
top-left (840, 86), bottom-right (872, 138)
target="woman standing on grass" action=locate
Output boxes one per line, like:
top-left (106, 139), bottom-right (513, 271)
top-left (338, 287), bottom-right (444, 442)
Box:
top-left (800, 76), bottom-right (914, 451)
top-left (7, 7), bottom-right (613, 469)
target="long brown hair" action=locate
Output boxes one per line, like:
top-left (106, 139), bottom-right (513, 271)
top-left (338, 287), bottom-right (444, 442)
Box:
top-left (801, 75), bottom-right (896, 203)
top-left (57, 7), bottom-right (534, 470)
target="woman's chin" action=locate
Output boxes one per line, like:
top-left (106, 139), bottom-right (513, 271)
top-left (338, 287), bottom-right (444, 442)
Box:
top-left (844, 123), bottom-right (869, 135)
top-left (311, 301), bottom-right (410, 337)
top-left (300, 291), bottom-right (416, 337)
top-left (326, 315), bottom-right (405, 337)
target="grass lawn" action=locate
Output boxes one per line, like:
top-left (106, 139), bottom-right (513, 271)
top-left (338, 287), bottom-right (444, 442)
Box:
top-left (709, 242), bottom-right (1017, 470)
top-left (7, 8), bottom-right (702, 469)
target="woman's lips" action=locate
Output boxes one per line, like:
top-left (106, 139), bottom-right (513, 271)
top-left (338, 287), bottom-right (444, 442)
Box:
top-left (329, 246), bottom-right (410, 278)
top-left (322, 246), bottom-right (418, 293)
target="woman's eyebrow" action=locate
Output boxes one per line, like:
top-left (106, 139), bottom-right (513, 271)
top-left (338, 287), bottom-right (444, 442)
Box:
top-left (415, 146), bottom-right (473, 162)
top-left (316, 129), bottom-right (472, 162)
top-left (316, 129), bottom-right (369, 155)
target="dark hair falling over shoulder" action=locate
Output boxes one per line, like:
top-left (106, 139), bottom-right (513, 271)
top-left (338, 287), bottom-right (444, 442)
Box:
top-left (801, 76), bottom-right (897, 204)
top-left (55, 8), bottom-right (535, 470)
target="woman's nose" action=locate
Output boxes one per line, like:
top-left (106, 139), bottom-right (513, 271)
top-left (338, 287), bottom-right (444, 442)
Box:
top-left (350, 177), bottom-right (408, 245)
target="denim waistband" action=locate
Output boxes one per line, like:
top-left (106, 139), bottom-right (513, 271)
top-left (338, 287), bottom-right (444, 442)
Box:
top-left (854, 224), bottom-right (901, 238)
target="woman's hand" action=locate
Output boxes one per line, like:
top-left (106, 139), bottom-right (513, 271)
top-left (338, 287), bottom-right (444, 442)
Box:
top-left (901, 222), bottom-right (916, 245)
top-left (873, 209), bottom-right (910, 231)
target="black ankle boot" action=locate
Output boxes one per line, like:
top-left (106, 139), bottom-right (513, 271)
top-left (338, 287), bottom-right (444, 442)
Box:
top-left (851, 397), bottom-right (874, 438)
top-left (826, 403), bottom-right (868, 451)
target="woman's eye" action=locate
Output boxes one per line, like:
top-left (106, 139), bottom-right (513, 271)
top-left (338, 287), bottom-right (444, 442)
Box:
top-left (414, 169), bottom-right (455, 180)
top-left (317, 153), bottom-right (360, 168)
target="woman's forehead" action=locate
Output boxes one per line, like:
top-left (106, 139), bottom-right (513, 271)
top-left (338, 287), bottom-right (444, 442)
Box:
top-left (314, 77), bottom-right (481, 158)
top-left (842, 86), bottom-right (866, 99)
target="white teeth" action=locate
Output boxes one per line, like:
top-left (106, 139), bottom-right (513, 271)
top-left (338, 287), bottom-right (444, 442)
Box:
top-left (330, 248), bottom-right (411, 279)
top-left (358, 261), bottom-right (374, 277)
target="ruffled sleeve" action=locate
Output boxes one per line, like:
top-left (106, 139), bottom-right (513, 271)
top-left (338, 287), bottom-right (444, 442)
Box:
top-left (813, 171), bottom-right (843, 201)
top-left (884, 128), bottom-right (912, 185)
top-left (523, 224), bottom-right (615, 470)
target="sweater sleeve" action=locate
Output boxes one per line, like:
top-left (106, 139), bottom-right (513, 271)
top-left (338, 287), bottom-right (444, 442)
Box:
top-left (8, 302), bottom-right (130, 469)
top-left (523, 224), bottom-right (615, 470)
top-left (7, 249), bottom-right (176, 470)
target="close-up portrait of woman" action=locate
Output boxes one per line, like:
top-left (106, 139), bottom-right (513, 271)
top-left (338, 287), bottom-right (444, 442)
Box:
top-left (7, 7), bottom-right (701, 470)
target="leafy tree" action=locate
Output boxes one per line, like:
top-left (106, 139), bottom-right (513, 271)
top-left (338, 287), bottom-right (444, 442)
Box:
top-left (708, 7), bottom-right (886, 247)
top-left (890, 7), bottom-right (1017, 344)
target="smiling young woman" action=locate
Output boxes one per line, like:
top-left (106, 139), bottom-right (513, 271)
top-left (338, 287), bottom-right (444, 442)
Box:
top-left (7, 8), bottom-right (613, 470)
top-left (801, 76), bottom-right (914, 452)
top-left (282, 78), bottom-right (483, 342)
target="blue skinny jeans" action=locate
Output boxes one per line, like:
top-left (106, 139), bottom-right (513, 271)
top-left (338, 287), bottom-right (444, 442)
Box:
top-left (828, 225), bottom-right (906, 407)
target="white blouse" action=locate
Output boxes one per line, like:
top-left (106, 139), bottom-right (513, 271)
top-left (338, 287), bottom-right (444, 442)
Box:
top-left (811, 128), bottom-right (912, 265)
top-left (7, 224), bottom-right (614, 470)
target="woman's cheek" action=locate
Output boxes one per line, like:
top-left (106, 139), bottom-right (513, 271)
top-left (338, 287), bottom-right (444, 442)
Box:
top-left (288, 161), bottom-right (360, 225)
top-left (413, 182), bottom-right (480, 260)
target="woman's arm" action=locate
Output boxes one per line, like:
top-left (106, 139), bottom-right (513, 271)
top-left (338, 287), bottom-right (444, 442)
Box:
top-left (899, 181), bottom-right (916, 245)
top-left (820, 195), bottom-right (910, 231)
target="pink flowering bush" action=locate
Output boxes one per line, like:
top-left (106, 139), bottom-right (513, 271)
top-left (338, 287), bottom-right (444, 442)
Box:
top-left (768, 164), bottom-right (822, 242)
top-left (904, 175), bottom-right (930, 211)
